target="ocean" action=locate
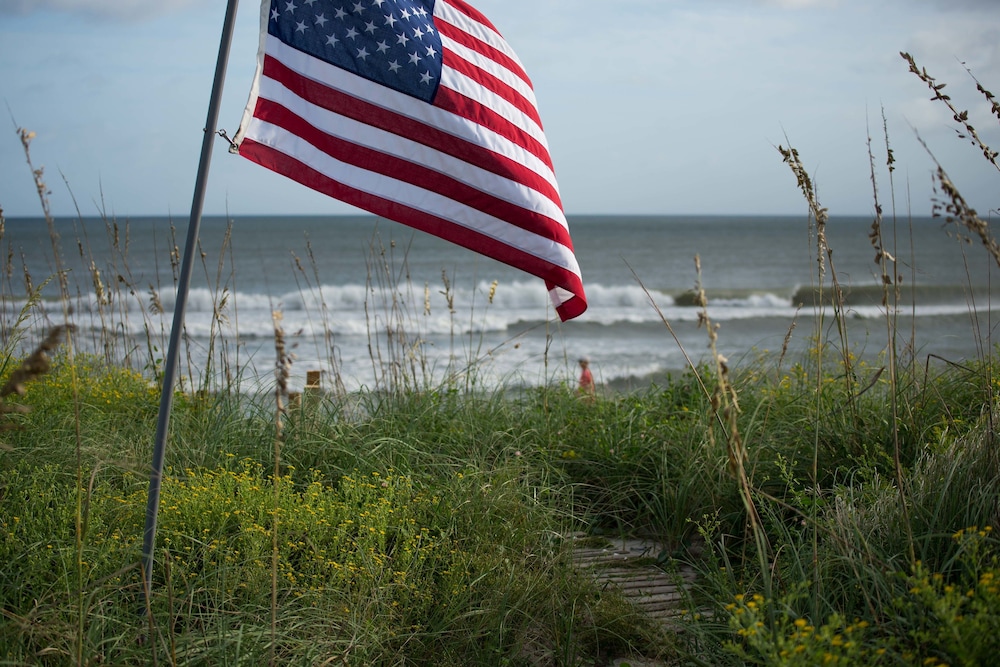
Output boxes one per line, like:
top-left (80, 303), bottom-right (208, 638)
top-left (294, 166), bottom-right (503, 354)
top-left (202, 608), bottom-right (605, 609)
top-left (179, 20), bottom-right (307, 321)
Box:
top-left (2, 214), bottom-right (997, 393)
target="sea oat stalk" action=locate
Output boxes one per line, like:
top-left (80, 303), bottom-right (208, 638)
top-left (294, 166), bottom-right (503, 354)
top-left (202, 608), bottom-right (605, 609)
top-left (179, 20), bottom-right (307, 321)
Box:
top-left (933, 165), bottom-right (1000, 269)
top-left (902, 52), bottom-right (1000, 172)
top-left (692, 256), bottom-right (773, 615)
top-left (0, 325), bottom-right (75, 431)
top-left (270, 310), bottom-right (292, 666)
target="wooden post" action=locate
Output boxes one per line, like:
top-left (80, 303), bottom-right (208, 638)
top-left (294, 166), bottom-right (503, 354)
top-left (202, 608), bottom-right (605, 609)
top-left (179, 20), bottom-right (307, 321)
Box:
top-left (303, 370), bottom-right (322, 411)
top-left (305, 370), bottom-right (321, 389)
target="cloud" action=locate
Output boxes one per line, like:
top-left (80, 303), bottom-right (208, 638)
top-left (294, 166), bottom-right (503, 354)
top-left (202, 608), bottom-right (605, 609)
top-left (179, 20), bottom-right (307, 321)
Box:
top-left (924, 0), bottom-right (1000, 8)
top-left (905, 21), bottom-right (1000, 80)
top-left (0, 0), bottom-right (197, 20)
top-left (756, 0), bottom-right (840, 7)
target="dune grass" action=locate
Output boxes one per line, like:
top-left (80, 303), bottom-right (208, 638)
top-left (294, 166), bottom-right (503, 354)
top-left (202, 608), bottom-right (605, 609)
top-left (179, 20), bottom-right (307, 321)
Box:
top-left (0, 358), bottom-right (675, 665)
top-left (1, 330), bottom-right (997, 665)
top-left (1, 53), bottom-right (999, 665)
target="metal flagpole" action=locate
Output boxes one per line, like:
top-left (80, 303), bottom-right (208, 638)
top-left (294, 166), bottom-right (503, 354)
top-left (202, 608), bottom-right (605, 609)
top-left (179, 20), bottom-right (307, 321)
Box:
top-left (141, 0), bottom-right (241, 599)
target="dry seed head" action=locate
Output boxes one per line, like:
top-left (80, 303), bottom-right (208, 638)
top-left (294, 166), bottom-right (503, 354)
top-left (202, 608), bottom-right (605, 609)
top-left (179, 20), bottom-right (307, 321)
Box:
top-left (0, 325), bottom-right (76, 400)
top-left (488, 279), bottom-right (498, 304)
top-left (271, 311), bottom-right (294, 398)
top-left (216, 291), bottom-right (231, 326)
top-left (778, 309), bottom-right (800, 368)
top-left (440, 270), bottom-right (455, 313)
top-left (886, 146), bottom-right (896, 173)
top-left (974, 82), bottom-right (999, 119)
top-left (779, 143), bottom-right (829, 276)
top-left (271, 310), bottom-right (294, 435)
top-left (31, 167), bottom-right (47, 201)
top-left (902, 52), bottom-right (1000, 170)
top-left (933, 166), bottom-right (1000, 268)
top-left (148, 286), bottom-right (164, 314)
top-left (90, 261), bottom-right (108, 306)
top-left (22, 261), bottom-right (33, 296)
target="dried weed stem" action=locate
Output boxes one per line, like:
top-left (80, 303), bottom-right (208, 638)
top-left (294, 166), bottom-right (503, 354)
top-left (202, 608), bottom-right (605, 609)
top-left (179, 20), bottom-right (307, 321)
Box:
top-left (901, 52), bottom-right (999, 172)
top-left (933, 165), bottom-right (1000, 269)
top-left (778, 143), bottom-right (857, 406)
top-left (694, 256), bottom-right (772, 601)
top-left (270, 310), bottom-right (293, 667)
top-left (867, 112), bottom-right (915, 563)
top-left (0, 324), bottom-right (75, 399)
top-left (0, 325), bottom-right (76, 431)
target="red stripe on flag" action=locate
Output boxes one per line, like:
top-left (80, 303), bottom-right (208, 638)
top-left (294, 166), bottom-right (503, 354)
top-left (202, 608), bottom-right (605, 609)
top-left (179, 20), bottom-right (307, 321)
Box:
top-left (440, 48), bottom-right (543, 130)
top-left (252, 98), bottom-right (575, 248)
top-left (262, 55), bottom-right (561, 208)
top-left (239, 137), bottom-right (585, 321)
top-left (432, 84), bottom-right (553, 172)
top-left (435, 18), bottom-right (531, 90)
top-left (440, 0), bottom-right (502, 36)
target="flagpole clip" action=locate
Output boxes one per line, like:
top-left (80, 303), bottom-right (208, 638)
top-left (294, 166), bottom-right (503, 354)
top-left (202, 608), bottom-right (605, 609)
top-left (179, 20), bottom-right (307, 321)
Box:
top-left (217, 128), bottom-right (239, 154)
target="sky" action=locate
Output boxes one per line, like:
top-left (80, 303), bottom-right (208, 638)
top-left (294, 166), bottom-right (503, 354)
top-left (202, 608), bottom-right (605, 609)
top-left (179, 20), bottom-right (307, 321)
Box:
top-left (1, 0), bottom-right (997, 220)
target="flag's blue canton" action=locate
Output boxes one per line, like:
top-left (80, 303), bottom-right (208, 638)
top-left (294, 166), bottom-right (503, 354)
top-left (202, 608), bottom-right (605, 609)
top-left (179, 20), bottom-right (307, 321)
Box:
top-left (269, 0), bottom-right (442, 103)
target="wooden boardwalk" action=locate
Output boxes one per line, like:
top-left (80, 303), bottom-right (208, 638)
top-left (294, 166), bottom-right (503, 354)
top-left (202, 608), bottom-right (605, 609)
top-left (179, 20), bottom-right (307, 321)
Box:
top-left (569, 536), bottom-right (698, 628)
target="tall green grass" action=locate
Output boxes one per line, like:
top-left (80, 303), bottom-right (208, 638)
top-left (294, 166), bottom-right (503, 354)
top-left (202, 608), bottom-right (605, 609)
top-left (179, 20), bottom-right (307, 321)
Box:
top-left (665, 53), bottom-right (1000, 667)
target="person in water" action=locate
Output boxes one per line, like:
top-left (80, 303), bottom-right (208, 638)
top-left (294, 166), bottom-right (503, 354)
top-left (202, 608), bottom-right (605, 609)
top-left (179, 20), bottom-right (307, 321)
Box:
top-left (578, 356), bottom-right (595, 399)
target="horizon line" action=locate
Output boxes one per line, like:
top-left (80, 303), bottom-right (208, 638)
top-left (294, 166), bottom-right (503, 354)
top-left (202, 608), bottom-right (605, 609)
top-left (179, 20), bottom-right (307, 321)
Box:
top-left (3, 210), bottom-right (905, 221)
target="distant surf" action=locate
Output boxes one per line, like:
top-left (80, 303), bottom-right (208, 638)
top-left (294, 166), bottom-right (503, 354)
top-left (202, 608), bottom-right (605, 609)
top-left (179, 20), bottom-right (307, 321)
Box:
top-left (3, 214), bottom-right (996, 392)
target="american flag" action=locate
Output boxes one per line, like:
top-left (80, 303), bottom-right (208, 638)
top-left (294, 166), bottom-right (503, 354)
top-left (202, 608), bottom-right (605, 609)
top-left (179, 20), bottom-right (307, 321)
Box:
top-left (234, 0), bottom-right (586, 321)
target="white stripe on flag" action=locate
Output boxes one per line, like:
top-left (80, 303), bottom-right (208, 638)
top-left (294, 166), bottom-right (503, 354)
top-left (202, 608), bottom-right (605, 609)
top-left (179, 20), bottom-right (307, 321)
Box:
top-left (439, 34), bottom-right (538, 110)
top-left (254, 75), bottom-right (566, 225)
top-left (434, 0), bottom-right (527, 76)
top-left (245, 118), bottom-right (582, 276)
top-left (438, 67), bottom-right (547, 149)
top-left (264, 36), bottom-right (560, 193)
